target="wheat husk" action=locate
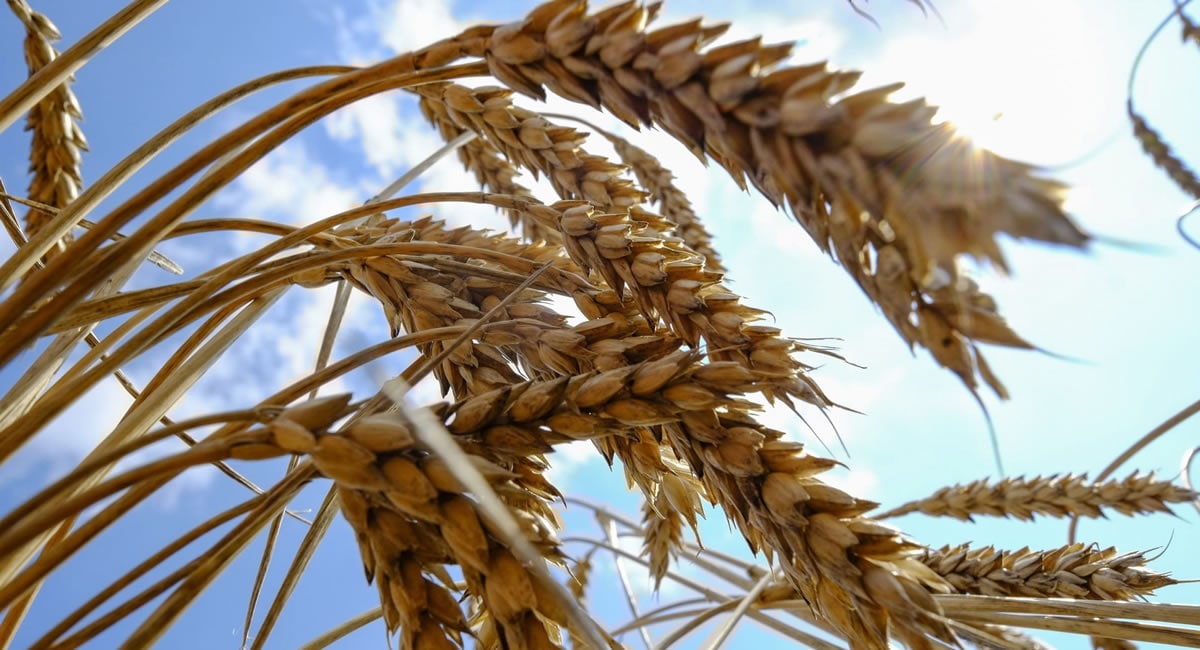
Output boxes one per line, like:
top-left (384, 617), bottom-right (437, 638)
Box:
top-left (917, 543), bottom-right (1177, 601)
top-left (878, 472), bottom-right (1199, 522)
top-left (8, 0), bottom-right (87, 250)
top-left (1129, 102), bottom-right (1200, 200)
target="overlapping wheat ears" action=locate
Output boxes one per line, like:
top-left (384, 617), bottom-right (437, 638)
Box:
top-left (1, 0), bottom-right (1198, 648)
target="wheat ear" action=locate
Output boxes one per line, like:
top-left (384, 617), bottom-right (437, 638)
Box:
top-left (918, 543), bottom-right (1177, 601)
top-left (8, 0), bottom-right (87, 247)
top-left (477, 0), bottom-right (1087, 399)
top-left (877, 472), bottom-right (1199, 521)
top-left (1129, 102), bottom-right (1200, 200)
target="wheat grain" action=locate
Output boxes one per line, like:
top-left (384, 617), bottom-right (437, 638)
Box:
top-left (1093, 636), bottom-right (1138, 650)
top-left (877, 472), bottom-right (1198, 522)
top-left (8, 0), bottom-right (87, 249)
top-left (918, 543), bottom-right (1177, 601)
top-left (602, 125), bottom-right (725, 272)
top-left (1129, 102), bottom-right (1200, 200)
top-left (540, 111), bottom-right (726, 271)
top-left (642, 470), bottom-right (703, 589)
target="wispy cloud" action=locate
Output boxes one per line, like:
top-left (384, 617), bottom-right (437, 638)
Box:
top-left (219, 141), bottom-right (365, 227)
top-left (325, 94), bottom-right (410, 178)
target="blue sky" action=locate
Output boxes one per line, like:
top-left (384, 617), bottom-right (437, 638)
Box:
top-left (0, 0), bottom-right (1198, 648)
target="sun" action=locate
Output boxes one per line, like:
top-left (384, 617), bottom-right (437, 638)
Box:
top-left (854, 0), bottom-right (1109, 163)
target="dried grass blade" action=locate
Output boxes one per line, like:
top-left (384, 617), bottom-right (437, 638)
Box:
top-left (935, 596), bottom-right (1200, 628)
top-left (242, 277), bottom-right (352, 648)
top-left (0, 0), bottom-right (166, 131)
top-left (600, 514), bottom-right (652, 650)
top-left (248, 487), bottom-right (340, 650)
top-left (0, 289), bottom-right (283, 620)
top-left (27, 493), bottom-right (260, 648)
top-left (121, 464), bottom-right (315, 648)
top-left (0, 442), bottom-right (236, 629)
top-left (297, 607), bottom-right (383, 650)
top-left (945, 611), bottom-right (1200, 648)
top-left (1069, 397), bottom-right (1200, 542)
top-left (0, 65), bottom-right (351, 293)
top-left (658, 600), bottom-right (742, 649)
top-left (565, 535), bottom-right (845, 649)
top-left (700, 569), bottom-right (775, 650)
top-left (0, 207), bottom-right (294, 522)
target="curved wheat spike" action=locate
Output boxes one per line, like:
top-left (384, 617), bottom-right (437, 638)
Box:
top-left (1126, 3), bottom-right (1200, 201)
top-left (1128, 104), bottom-right (1200, 200)
top-left (916, 543), bottom-right (1177, 601)
top-left (8, 0), bottom-right (87, 250)
top-left (472, 0), bottom-right (1086, 399)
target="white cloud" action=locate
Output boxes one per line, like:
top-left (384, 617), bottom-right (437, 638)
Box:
top-left (329, 0), bottom-right (463, 63)
top-left (545, 440), bottom-right (598, 489)
top-left (373, 0), bottom-right (463, 56)
top-left (220, 141), bottom-right (364, 227)
top-left (325, 94), bottom-right (409, 178)
top-left (0, 375), bottom-right (223, 510)
top-left (8, 380), bottom-right (133, 479)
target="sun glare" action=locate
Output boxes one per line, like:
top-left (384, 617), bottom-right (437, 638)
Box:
top-left (857, 1), bottom-right (1110, 162)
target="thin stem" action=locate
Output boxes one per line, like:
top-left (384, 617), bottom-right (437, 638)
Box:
top-left (700, 569), bottom-right (775, 650)
top-left (28, 495), bottom-right (260, 648)
top-left (0, 0), bottom-right (168, 132)
top-left (600, 514), bottom-right (653, 650)
top-left (296, 608), bottom-right (383, 650)
top-left (248, 488), bottom-right (340, 650)
top-left (1069, 397), bottom-right (1200, 542)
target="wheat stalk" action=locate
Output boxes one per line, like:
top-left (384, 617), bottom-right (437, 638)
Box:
top-left (877, 472), bottom-right (1199, 522)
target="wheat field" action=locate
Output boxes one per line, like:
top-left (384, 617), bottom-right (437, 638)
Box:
top-left (0, 1), bottom-right (1198, 649)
